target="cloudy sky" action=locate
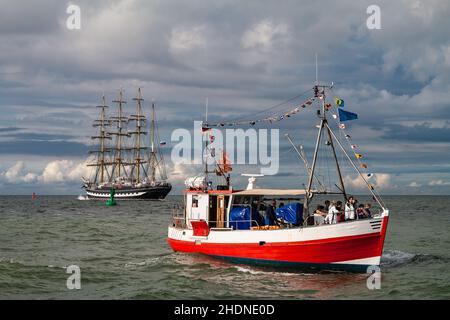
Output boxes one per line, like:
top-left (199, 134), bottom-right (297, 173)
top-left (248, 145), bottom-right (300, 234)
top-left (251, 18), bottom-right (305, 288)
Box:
top-left (0, 0), bottom-right (449, 195)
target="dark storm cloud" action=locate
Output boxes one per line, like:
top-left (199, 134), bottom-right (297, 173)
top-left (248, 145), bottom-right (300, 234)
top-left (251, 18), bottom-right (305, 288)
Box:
top-left (0, 0), bottom-right (63, 35)
top-left (0, 140), bottom-right (88, 156)
top-left (379, 122), bottom-right (450, 143)
top-left (0, 132), bottom-right (77, 141)
top-left (0, 127), bottom-right (22, 133)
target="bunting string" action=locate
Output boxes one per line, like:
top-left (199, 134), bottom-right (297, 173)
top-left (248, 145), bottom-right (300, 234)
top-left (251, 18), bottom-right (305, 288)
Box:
top-left (330, 95), bottom-right (387, 208)
top-left (203, 96), bottom-right (316, 128)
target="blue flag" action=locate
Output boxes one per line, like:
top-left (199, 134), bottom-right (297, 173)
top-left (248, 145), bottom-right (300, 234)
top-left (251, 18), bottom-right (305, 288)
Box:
top-left (338, 108), bottom-right (358, 122)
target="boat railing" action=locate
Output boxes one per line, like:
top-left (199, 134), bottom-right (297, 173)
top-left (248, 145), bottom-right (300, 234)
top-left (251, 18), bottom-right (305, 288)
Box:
top-left (175, 218), bottom-right (261, 230)
top-left (206, 219), bottom-right (261, 229)
top-left (171, 205), bottom-right (187, 228)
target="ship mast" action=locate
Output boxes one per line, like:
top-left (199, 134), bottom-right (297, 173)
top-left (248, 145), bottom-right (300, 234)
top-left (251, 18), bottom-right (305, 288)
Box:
top-left (109, 89), bottom-right (129, 182)
top-left (143, 100), bottom-right (168, 184)
top-left (148, 102), bottom-right (157, 182)
top-left (88, 95), bottom-right (112, 184)
top-left (129, 88), bottom-right (148, 184)
top-left (304, 84), bottom-right (347, 216)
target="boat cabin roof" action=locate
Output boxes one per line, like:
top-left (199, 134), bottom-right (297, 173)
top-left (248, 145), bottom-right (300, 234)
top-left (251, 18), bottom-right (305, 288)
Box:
top-left (183, 188), bottom-right (316, 196)
top-left (183, 189), bottom-right (236, 195)
top-left (233, 188), bottom-right (309, 196)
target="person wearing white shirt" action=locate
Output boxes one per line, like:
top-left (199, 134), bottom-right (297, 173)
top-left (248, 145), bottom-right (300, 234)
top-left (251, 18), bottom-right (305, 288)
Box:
top-left (345, 196), bottom-right (356, 220)
top-left (325, 202), bottom-right (339, 224)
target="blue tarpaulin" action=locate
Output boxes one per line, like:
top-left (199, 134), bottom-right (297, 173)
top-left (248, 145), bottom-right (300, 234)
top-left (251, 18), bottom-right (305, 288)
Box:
top-left (229, 206), bottom-right (251, 230)
top-left (275, 203), bottom-right (303, 225)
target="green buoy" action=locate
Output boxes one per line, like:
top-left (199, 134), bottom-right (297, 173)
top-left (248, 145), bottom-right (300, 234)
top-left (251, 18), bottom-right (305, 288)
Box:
top-left (105, 188), bottom-right (117, 206)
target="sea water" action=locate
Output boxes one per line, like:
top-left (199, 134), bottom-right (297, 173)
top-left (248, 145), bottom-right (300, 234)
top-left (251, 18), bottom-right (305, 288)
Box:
top-left (0, 195), bottom-right (448, 299)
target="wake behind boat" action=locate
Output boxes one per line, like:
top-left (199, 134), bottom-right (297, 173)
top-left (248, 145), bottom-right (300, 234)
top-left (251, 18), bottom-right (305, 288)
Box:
top-left (83, 88), bottom-right (171, 200)
top-left (167, 82), bottom-right (389, 272)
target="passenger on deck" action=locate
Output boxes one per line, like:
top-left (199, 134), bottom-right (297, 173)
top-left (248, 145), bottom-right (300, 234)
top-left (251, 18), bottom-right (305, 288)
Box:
top-left (252, 200), bottom-right (263, 226)
top-left (313, 205), bottom-right (327, 217)
top-left (353, 198), bottom-right (360, 218)
top-left (345, 196), bottom-right (356, 220)
top-left (356, 204), bottom-right (366, 219)
top-left (324, 200), bottom-right (331, 211)
top-left (313, 205), bottom-right (327, 225)
top-left (266, 200), bottom-right (279, 226)
top-left (325, 201), bottom-right (338, 224)
top-left (336, 201), bottom-right (344, 222)
top-left (364, 203), bottom-right (372, 218)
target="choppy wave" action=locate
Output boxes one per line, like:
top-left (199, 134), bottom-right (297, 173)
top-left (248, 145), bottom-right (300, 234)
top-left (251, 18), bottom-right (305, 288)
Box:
top-left (381, 250), bottom-right (416, 267)
top-left (381, 250), bottom-right (446, 268)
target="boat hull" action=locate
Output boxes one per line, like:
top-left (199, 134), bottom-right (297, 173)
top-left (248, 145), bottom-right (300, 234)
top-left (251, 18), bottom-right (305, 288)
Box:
top-left (86, 185), bottom-right (171, 200)
top-left (167, 215), bottom-right (389, 272)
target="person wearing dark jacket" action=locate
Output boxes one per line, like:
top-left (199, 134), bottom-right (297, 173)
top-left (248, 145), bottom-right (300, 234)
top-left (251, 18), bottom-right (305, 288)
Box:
top-left (266, 200), bottom-right (279, 226)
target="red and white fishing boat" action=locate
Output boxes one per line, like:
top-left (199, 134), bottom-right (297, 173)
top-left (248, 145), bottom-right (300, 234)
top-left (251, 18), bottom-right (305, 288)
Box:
top-left (168, 83), bottom-right (389, 272)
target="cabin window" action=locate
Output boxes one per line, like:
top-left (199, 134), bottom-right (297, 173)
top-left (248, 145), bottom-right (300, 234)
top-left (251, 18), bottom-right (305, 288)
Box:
top-left (192, 195), bottom-right (199, 208)
top-left (233, 196), bottom-right (254, 205)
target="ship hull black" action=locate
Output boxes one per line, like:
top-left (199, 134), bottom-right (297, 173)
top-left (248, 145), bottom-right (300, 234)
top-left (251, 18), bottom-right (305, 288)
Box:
top-left (85, 185), bottom-right (172, 200)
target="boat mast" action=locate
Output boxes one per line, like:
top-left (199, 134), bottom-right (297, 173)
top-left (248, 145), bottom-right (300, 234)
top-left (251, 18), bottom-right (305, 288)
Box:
top-left (304, 90), bottom-right (324, 215)
top-left (110, 89), bottom-right (128, 181)
top-left (149, 102), bottom-right (157, 182)
top-left (89, 95), bottom-right (111, 184)
top-left (204, 98), bottom-right (209, 188)
top-left (130, 88), bottom-right (148, 184)
top-left (98, 96), bottom-right (108, 183)
top-left (304, 84), bottom-right (347, 216)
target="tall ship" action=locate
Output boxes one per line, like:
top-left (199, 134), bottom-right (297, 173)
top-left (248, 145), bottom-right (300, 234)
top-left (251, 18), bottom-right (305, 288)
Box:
top-left (82, 88), bottom-right (172, 200)
top-left (167, 82), bottom-right (389, 271)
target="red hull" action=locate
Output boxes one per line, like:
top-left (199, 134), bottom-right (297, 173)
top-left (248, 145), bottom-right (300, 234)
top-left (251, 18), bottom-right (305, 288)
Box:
top-left (168, 217), bottom-right (389, 268)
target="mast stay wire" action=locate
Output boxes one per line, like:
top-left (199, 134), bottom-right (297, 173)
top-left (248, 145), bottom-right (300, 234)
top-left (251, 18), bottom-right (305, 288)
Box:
top-left (207, 87), bottom-right (314, 125)
top-left (327, 87), bottom-right (387, 209)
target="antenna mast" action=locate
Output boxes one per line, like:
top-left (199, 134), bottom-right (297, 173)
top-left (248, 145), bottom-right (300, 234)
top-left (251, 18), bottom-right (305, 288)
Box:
top-left (315, 53), bottom-right (318, 85)
top-left (304, 56), bottom-right (348, 216)
top-left (204, 97), bottom-right (209, 188)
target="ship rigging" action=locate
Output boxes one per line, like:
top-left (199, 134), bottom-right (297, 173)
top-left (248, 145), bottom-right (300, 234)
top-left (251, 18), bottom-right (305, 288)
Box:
top-left (83, 88), bottom-right (171, 200)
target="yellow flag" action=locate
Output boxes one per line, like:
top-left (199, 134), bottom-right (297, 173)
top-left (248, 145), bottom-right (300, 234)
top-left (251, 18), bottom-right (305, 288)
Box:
top-left (335, 97), bottom-right (344, 107)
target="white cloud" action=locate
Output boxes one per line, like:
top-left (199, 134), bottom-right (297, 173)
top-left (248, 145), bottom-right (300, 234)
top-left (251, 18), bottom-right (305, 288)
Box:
top-left (407, 181), bottom-right (421, 187)
top-left (169, 26), bottom-right (206, 52)
top-left (344, 173), bottom-right (391, 190)
top-left (0, 159), bottom-right (93, 184)
top-left (241, 20), bottom-right (288, 50)
top-left (39, 159), bottom-right (93, 183)
top-left (1, 161), bottom-right (37, 183)
top-left (429, 179), bottom-right (450, 186)
top-left (167, 162), bottom-right (200, 184)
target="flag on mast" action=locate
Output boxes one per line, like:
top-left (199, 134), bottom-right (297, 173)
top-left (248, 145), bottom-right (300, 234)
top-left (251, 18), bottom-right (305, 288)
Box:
top-left (338, 108), bottom-right (358, 122)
